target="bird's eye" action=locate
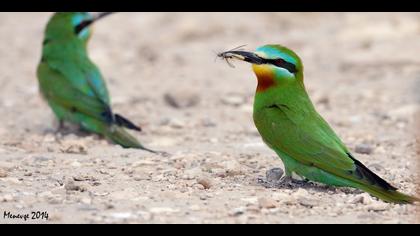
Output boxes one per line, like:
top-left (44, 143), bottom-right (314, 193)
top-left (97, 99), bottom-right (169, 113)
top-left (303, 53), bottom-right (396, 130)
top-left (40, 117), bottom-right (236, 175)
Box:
top-left (268, 58), bottom-right (298, 74)
top-left (74, 20), bottom-right (93, 35)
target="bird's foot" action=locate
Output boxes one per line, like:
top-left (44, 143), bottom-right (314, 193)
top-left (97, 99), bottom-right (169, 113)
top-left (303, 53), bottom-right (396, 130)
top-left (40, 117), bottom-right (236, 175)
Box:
top-left (259, 174), bottom-right (310, 189)
top-left (53, 120), bottom-right (85, 136)
top-left (55, 120), bottom-right (65, 133)
top-left (278, 176), bottom-right (313, 189)
top-left (280, 175), bottom-right (294, 184)
top-left (278, 176), bottom-right (299, 188)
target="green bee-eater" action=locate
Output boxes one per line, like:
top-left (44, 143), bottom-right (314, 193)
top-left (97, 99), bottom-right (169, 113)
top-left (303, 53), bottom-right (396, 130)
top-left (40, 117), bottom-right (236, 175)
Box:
top-left (37, 12), bottom-right (156, 153)
top-left (219, 44), bottom-right (418, 203)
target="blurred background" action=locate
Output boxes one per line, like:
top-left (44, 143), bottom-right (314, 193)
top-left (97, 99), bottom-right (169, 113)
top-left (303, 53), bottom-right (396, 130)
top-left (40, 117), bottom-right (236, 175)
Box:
top-left (0, 13), bottom-right (418, 223)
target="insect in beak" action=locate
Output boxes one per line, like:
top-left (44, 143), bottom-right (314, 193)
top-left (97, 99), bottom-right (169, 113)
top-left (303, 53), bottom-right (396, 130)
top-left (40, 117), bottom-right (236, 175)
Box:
top-left (216, 45), bottom-right (248, 68)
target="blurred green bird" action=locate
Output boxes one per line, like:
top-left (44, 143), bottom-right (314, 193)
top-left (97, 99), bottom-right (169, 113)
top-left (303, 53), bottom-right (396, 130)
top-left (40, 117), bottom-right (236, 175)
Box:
top-left (219, 44), bottom-right (419, 204)
top-left (37, 12), bottom-right (156, 153)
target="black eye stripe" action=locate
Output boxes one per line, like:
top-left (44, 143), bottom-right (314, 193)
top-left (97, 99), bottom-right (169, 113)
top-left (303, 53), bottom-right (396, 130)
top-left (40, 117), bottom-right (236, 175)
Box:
top-left (75, 20), bottom-right (93, 35)
top-left (262, 58), bottom-right (298, 74)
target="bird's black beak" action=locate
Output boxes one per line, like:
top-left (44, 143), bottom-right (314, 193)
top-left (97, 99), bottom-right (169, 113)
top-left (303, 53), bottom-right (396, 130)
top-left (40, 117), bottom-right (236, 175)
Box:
top-left (218, 50), bottom-right (265, 65)
top-left (93, 12), bottom-right (115, 22)
top-left (75, 12), bottom-right (115, 34)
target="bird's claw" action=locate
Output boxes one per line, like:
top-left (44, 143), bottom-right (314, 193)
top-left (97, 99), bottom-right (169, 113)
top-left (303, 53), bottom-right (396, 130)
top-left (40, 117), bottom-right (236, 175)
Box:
top-left (259, 174), bottom-right (309, 189)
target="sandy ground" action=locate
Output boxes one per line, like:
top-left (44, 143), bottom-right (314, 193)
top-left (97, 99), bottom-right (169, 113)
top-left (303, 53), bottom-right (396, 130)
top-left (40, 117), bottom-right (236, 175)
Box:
top-left (0, 12), bottom-right (419, 224)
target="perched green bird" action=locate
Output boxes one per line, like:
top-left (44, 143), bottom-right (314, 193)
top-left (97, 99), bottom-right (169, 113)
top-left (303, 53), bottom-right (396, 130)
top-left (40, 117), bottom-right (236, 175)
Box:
top-left (219, 44), bottom-right (418, 203)
top-left (37, 12), bottom-right (156, 153)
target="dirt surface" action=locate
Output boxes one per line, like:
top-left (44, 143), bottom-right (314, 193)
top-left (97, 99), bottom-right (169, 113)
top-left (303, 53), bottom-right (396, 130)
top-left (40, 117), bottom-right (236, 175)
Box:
top-left (0, 13), bottom-right (419, 224)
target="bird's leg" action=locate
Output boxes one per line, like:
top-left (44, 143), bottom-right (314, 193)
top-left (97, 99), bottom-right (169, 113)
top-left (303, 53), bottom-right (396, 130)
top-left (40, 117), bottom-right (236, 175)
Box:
top-left (284, 167), bottom-right (293, 178)
top-left (55, 120), bottom-right (65, 133)
top-left (276, 167), bottom-right (307, 188)
top-left (279, 175), bottom-right (295, 186)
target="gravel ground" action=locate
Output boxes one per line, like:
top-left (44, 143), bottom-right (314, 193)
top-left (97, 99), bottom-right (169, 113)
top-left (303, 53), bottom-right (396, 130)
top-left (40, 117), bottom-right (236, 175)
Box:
top-left (0, 12), bottom-right (419, 224)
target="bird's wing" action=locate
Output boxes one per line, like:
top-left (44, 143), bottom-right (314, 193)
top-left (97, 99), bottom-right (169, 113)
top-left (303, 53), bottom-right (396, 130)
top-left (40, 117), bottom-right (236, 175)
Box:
top-left (83, 63), bottom-right (111, 105)
top-left (38, 62), bottom-right (114, 124)
top-left (261, 103), bottom-right (355, 172)
top-left (47, 57), bottom-right (111, 105)
top-left (263, 104), bottom-right (396, 191)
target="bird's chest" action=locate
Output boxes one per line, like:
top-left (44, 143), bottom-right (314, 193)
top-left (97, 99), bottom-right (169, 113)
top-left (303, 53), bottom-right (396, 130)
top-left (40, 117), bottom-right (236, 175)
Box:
top-left (253, 103), bottom-right (308, 147)
top-left (253, 108), bottom-right (285, 138)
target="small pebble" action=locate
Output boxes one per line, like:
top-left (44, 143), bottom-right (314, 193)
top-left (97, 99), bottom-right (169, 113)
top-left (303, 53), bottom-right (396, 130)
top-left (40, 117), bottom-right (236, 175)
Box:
top-left (258, 197), bottom-right (277, 209)
top-left (168, 118), bottom-right (186, 129)
top-left (266, 168), bottom-right (284, 183)
top-left (241, 197), bottom-right (259, 204)
top-left (366, 202), bottom-right (389, 212)
top-left (294, 188), bottom-right (309, 198)
top-left (64, 180), bottom-right (86, 192)
top-left (316, 95), bottom-right (330, 107)
top-left (360, 193), bottom-right (373, 205)
top-left (3, 177), bottom-right (21, 185)
top-left (230, 207), bottom-right (246, 217)
top-left (297, 197), bottom-right (318, 207)
top-left (182, 168), bottom-right (203, 180)
top-left (80, 198), bottom-right (92, 205)
top-left (43, 134), bottom-right (56, 143)
top-left (149, 207), bottom-right (179, 214)
top-left (222, 160), bottom-right (243, 177)
top-left (164, 91), bottom-right (200, 109)
top-left (132, 160), bottom-right (156, 167)
top-left (61, 144), bottom-right (87, 155)
top-left (197, 178), bottom-right (212, 189)
top-left (73, 175), bottom-right (97, 182)
top-left (0, 168), bottom-right (8, 178)
top-left (201, 118), bottom-right (217, 127)
top-left (221, 95), bottom-right (245, 107)
top-left (33, 156), bottom-right (53, 162)
top-left (1, 194), bottom-right (14, 202)
top-left (189, 205), bottom-right (201, 211)
top-left (110, 212), bottom-right (135, 220)
top-left (389, 104), bottom-right (419, 121)
top-left (349, 195), bottom-right (364, 204)
top-left (47, 196), bottom-right (63, 205)
top-left (0, 161), bottom-right (15, 170)
top-left (355, 144), bottom-right (373, 155)
top-left (70, 161), bottom-right (82, 168)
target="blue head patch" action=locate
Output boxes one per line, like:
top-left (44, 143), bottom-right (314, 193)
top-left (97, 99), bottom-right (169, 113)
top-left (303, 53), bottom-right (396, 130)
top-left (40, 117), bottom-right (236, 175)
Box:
top-left (71, 12), bottom-right (94, 40)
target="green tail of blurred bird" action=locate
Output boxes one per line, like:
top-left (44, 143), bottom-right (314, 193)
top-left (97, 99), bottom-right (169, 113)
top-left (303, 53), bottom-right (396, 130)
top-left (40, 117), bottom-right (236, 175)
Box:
top-left (219, 45), bottom-right (419, 204)
top-left (37, 12), bottom-right (157, 153)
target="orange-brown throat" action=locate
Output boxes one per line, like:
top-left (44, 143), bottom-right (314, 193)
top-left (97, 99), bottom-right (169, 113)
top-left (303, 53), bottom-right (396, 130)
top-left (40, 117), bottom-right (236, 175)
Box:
top-left (252, 64), bottom-right (276, 93)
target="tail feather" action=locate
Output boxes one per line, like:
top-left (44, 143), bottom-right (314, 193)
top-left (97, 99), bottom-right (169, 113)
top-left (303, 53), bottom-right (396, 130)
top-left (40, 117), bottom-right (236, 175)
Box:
top-left (347, 153), bottom-right (397, 191)
top-left (65, 106), bottom-right (155, 153)
top-left (358, 184), bottom-right (419, 204)
top-left (347, 153), bottom-right (418, 204)
top-left (105, 126), bottom-right (157, 153)
top-left (114, 114), bottom-right (142, 132)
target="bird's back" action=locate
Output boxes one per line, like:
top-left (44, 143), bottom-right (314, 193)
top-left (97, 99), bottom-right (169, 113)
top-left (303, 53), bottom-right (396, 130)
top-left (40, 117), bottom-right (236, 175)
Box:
top-left (39, 39), bottom-right (110, 105)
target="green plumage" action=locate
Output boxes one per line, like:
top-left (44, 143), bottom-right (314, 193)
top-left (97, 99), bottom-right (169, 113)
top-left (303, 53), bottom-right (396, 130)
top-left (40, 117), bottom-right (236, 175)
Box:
top-left (37, 12), bottom-right (154, 152)
top-left (222, 45), bottom-right (418, 203)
